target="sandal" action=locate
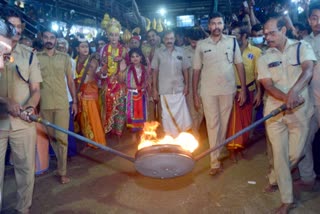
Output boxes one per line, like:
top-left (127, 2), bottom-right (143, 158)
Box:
top-left (263, 184), bottom-right (278, 193)
top-left (274, 203), bottom-right (296, 214)
top-left (209, 167), bottom-right (223, 176)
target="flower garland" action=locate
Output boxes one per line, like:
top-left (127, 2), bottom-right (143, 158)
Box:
top-left (75, 55), bottom-right (90, 84)
top-left (101, 43), bottom-right (123, 77)
top-left (130, 64), bottom-right (145, 91)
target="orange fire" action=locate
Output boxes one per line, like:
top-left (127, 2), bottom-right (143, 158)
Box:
top-left (138, 121), bottom-right (199, 153)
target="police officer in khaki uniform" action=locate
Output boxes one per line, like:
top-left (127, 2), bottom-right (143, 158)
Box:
top-left (257, 16), bottom-right (316, 213)
top-left (0, 10), bottom-right (42, 213)
top-left (37, 29), bottom-right (77, 185)
top-left (193, 12), bottom-right (247, 176)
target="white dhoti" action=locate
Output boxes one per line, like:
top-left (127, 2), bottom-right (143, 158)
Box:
top-left (160, 93), bottom-right (192, 137)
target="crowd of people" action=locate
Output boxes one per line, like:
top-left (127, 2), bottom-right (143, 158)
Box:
top-left (0, 0), bottom-right (320, 213)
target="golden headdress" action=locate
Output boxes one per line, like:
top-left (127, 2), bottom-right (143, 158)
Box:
top-left (101, 13), bottom-right (110, 29)
top-left (106, 18), bottom-right (121, 34)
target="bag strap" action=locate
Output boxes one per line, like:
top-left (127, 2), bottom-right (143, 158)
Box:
top-left (29, 51), bottom-right (34, 65)
top-left (291, 42), bottom-right (302, 66)
top-left (233, 37), bottom-right (236, 61)
top-left (15, 50), bottom-right (34, 84)
top-left (76, 55), bottom-right (95, 94)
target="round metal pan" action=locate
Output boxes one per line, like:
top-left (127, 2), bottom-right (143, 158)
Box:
top-left (134, 144), bottom-right (195, 179)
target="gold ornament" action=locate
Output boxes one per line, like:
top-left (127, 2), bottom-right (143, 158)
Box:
top-left (132, 27), bottom-right (141, 35)
top-left (152, 18), bottom-right (157, 30)
top-left (122, 29), bottom-right (132, 44)
top-left (146, 18), bottom-right (151, 31)
top-left (156, 18), bottom-right (163, 32)
top-left (101, 13), bottom-right (110, 29)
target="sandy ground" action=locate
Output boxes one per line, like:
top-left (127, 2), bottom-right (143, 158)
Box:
top-left (2, 128), bottom-right (320, 214)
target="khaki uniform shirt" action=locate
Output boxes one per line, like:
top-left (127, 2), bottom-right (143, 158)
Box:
top-left (37, 50), bottom-right (72, 109)
top-left (304, 33), bottom-right (320, 106)
top-left (257, 39), bottom-right (316, 122)
top-left (151, 46), bottom-right (190, 95)
top-left (0, 44), bottom-right (42, 130)
top-left (193, 35), bottom-right (243, 96)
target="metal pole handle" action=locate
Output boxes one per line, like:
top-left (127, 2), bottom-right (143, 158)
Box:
top-left (194, 104), bottom-right (287, 161)
top-left (29, 115), bottom-right (136, 162)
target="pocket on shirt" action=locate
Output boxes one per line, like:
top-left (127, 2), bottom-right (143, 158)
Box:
top-left (203, 50), bottom-right (227, 64)
top-left (54, 62), bottom-right (66, 76)
top-left (39, 64), bottom-right (49, 78)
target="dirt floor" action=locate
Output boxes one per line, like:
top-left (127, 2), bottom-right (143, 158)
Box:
top-left (2, 126), bottom-right (320, 214)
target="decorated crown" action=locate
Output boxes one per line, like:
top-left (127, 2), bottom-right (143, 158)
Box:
top-left (106, 18), bottom-right (121, 34)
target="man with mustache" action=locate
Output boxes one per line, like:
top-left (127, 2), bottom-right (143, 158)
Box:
top-left (193, 12), bottom-right (247, 176)
top-left (0, 9), bottom-right (42, 213)
top-left (257, 16), bottom-right (316, 213)
top-left (37, 29), bottom-right (77, 185)
top-left (152, 30), bottom-right (192, 137)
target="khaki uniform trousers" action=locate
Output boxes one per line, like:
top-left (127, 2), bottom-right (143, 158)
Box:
top-left (201, 93), bottom-right (234, 169)
top-left (266, 116), bottom-right (310, 203)
top-left (41, 109), bottom-right (69, 176)
top-left (0, 126), bottom-right (36, 213)
top-left (298, 108), bottom-right (319, 182)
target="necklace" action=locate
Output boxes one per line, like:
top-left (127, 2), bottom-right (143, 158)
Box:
top-left (130, 64), bottom-right (145, 89)
top-left (75, 55), bottom-right (90, 83)
top-left (101, 43), bottom-right (123, 77)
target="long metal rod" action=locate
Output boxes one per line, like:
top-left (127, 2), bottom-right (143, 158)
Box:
top-left (29, 115), bottom-right (136, 162)
top-left (194, 104), bottom-right (287, 161)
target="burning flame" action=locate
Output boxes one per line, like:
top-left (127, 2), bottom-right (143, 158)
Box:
top-left (138, 121), bottom-right (199, 153)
